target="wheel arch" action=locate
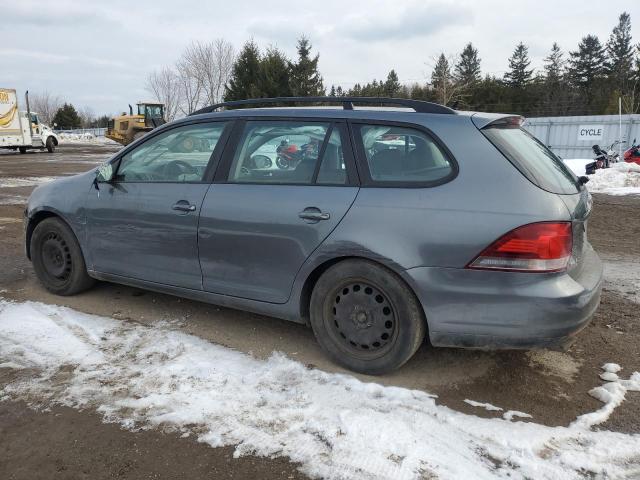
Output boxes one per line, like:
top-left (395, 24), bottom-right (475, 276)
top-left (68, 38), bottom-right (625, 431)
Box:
top-left (26, 210), bottom-right (73, 260)
top-left (297, 255), bottom-right (428, 327)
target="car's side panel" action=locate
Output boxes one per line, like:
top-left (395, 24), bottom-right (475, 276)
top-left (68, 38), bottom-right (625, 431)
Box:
top-left (85, 182), bottom-right (210, 290)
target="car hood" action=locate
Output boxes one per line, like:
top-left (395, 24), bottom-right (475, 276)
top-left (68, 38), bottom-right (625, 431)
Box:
top-left (27, 169), bottom-right (96, 219)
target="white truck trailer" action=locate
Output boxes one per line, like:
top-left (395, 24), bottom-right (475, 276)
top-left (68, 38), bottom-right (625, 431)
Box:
top-left (0, 89), bottom-right (59, 154)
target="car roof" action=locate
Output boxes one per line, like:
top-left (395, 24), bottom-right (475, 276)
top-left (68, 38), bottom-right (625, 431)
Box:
top-left (179, 107), bottom-right (517, 131)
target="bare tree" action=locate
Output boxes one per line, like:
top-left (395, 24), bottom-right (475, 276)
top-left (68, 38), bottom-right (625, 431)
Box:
top-left (145, 66), bottom-right (181, 121)
top-left (29, 91), bottom-right (64, 125)
top-left (181, 40), bottom-right (235, 107)
top-left (77, 106), bottom-right (96, 128)
top-left (176, 54), bottom-right (203, 115)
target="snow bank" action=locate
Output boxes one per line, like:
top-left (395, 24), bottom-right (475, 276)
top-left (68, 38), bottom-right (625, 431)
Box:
top-left (58, 133), bottom-right (118, 145)
top-left (1, 300), bottom-right (639, 480)
top-left (563, 159), bottom-right (640, 195)
top-left (563, 159), bottom-right (592, 177)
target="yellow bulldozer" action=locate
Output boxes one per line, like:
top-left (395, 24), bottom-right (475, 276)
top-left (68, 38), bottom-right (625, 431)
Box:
top-left (106, 101), bottom-right (166, 146)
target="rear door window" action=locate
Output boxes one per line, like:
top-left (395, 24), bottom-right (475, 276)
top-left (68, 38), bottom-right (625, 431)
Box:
top-left (482, 125), bottom-right (579, 194)
top-left (227, 121), bottom-right (348, 185)
top-left (355, 124), bottom-right (454, 185)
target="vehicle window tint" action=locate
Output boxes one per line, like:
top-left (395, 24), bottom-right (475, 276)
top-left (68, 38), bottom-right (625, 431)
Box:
top-left (316, 128), bottom-right (347, 185)
top-left (482, 126), bottom-right (579, 194)
top-left (228, 121), bottom-right (330, 184)
top-left (116, 122), bottom-right (226, 183)
top-left (357, 125), bottom-right (453, 183)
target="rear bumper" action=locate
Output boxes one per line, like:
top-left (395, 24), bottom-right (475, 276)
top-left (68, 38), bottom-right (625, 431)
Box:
top-left (403, 245), bottom-right (603, 349)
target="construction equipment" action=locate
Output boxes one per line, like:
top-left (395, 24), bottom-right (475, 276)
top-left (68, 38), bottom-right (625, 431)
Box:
top-left (105, 101), bottom-right (165, 146)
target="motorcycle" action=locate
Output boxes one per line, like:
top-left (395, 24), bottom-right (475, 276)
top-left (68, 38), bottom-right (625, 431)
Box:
top-left (585, 141), bottom-right (624, 174)
top-left (623, 138), bottom-right (640, 166)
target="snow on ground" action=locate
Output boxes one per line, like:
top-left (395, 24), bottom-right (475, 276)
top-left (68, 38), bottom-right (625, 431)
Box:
top-left (563, 159), bottom-right (592, 177)
top-left (0, 194), bottom-right (27, 205)
top-left (563, 159), bottom-right (640, 195)
top-left (1, 300), bottom-right (640, 480)
top-left (0, 176), bottom-right (58, 188)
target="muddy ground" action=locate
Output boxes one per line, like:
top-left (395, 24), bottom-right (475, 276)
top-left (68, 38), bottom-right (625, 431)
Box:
top-left (0, 143), bottom-right (639, 479)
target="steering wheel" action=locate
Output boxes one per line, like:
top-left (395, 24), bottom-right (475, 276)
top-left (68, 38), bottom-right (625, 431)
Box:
top-left (164, 160), bottom-right (197, 179)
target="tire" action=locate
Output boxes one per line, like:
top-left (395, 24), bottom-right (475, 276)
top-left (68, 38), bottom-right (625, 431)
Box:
top-left (310, 259), bottom-right (426, 375)
top-left (19, 147), bottom-right (27, 154)
top-left (31, 217), bottom-right (95, 296)
top-left (46, 136), bottom-right (56, 153)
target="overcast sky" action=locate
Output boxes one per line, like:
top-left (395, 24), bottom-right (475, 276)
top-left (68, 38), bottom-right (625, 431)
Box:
top-left (2, 0), bottom-right (639, 115)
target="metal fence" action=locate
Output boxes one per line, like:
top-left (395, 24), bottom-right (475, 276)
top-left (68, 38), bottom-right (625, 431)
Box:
top-left (523, 114), bottom-right (640, 159)
top-left (54, 127), bottom-right (106, 137)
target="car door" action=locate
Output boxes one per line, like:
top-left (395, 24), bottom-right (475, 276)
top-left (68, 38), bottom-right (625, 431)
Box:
top-left (198, 119), bottom-right (359, 303)
top-left (85, 120), bottom-right (231, 290)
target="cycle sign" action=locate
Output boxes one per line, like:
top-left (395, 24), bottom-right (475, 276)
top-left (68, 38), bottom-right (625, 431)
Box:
top-left (578, 125), bottom-right (604, 141)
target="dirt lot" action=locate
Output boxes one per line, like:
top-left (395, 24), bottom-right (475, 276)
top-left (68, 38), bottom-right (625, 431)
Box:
top-left (1, 143), bottom-right (639, 479)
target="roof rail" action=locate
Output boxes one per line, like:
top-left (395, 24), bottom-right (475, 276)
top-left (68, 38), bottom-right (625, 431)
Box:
top-left (189, 96), bottom-right (456, 116)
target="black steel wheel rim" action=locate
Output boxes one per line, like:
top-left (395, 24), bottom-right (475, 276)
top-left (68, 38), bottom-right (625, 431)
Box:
top-left (325, 279), bottom-right (398, 359)
top-left (41, 232), bottom-right (72, 282)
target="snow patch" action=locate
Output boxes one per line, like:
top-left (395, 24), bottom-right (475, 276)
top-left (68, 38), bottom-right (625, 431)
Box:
top-left (603, 363), bottom-right (622, 374)
top-left (463, 399), bottom-right (503, 412)
top-left (503, 411), bottom-right (533, 421)
top-left (0, 176), bottom-right (58, 188)
top-left (1, 299), bottom-right (640, 480)
top-left (571, 365), bottom-right (640, 430)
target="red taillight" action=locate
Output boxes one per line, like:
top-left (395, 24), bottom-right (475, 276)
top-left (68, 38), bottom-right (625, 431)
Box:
top-left (467, 222), bottom-right (572, 272)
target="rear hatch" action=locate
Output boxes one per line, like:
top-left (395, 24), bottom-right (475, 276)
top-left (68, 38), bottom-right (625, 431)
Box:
top-left (476, 115), bottom-right (591, 274)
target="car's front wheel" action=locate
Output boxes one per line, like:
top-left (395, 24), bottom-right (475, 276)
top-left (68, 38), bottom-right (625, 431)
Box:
top-left (46, 136), bottom-right (56, 153)
top-left (310, 259), bottom-right (426, 374)
top-left (31, 217), bottom-right (95, 296)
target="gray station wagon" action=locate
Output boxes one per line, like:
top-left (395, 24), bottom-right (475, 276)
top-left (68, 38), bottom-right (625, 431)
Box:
top-left (24, 97), bottom-right (603, 374)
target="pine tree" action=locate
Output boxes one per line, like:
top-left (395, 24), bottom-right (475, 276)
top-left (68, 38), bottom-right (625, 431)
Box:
top-left (431, 54), bottom-right (455, 104)
top-left (606, 12), bottom-right (634, 91)
top-left (224, 40), bottom-right (261, 101)
top-left (329, 85), bottom-right (336, 96)
top-left (539, 43), bottom-right (573, 115)
top-left (52, 103), bottom-right (81, 129)
top-left (383, 70), bottom-right (401, 97)
top-left (454, 43), bottom-right (481, 85)
top-left (568, 35), bottom-right (606, 91)
top-left (543, 43), bottom-right (565, 83)
top-left (504, 42), bottom-right (533, 89)
top-left (289, 36), bottom-right (324, 96)
top-left (258, 47), bottom-right (292, 98)
top-left (335, 85), bottom-right (344, 97)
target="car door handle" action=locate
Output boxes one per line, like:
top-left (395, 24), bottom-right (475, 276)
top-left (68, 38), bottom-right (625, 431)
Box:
top-left (172, 202), bottom-right (196, 213)
top-left (298, 210), bottom-right (330, 221)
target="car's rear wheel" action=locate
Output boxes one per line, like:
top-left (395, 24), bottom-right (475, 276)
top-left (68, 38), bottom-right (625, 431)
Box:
top-left (310, 259), bottom-right (426, 374)
top-left (31, 217), bottom-right (95, 296)
top-left (19, 147), bottom-right (27, 154)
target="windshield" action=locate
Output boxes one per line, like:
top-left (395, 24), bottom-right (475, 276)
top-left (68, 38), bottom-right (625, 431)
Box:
top-left (482, 126), bottom-right (579, 194)
top-left (138, 105), bottom-right (163, 117)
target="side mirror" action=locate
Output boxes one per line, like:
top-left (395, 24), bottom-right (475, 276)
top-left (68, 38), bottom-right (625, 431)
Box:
top-left (578, 176), bottom-right (589, 186)
top-left (96, 163), bottom-right (114, 183)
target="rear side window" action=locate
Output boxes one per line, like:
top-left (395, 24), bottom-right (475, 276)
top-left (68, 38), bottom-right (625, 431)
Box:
top-left (227, 121), bottom-right (347, 185)
top-left (482, 126), bottom-right (579, 194)
top-left (355, 125), bottom-right (454, 184)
